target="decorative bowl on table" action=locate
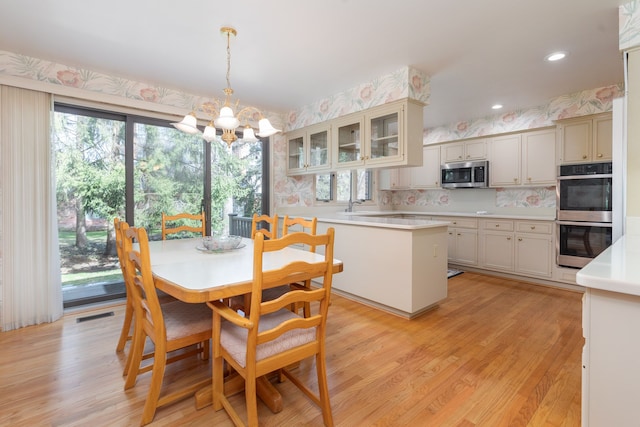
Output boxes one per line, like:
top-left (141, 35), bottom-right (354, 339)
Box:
top-left (201, 234), bottom-right (243, 251)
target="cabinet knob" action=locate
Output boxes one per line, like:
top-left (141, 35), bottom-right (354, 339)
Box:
top-left (530, 226), bottom-right (535, 230)
top-left (597, 153), bottom-right (603, 158)
top-left (582, 155), bottom-right (587, 159)
top-left (507, 237), bottom-right (511, 240)
top-left (518, 238), bottom-right (523, 241)
top-left (457, 233), bottom-right (461, 236)
top-left (495, 224), bottom-right (499, 227)
top-left (527, 177), bottom-right (531, 181)
top-left (513, 178), bottom-right (518, 182)
top-left (452, 221), bottom-right (457, 225)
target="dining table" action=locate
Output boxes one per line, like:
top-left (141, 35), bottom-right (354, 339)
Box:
top-left (146, 236), bottom-right (344, 412)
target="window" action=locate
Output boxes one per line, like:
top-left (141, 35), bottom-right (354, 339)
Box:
top-left (315, 169), bottom-right (374, 205)
top-left (53, 103), bottom-right (268, 307)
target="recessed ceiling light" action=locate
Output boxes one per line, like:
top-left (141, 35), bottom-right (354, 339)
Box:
top-left (492, 104), bottom-right (503, 110)
top-left (546, 51), bottom-right (566, 62)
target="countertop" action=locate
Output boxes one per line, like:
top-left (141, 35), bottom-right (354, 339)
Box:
top-left (576, 235), bottom-right (640, 297)
top-left (317, 214), bottom-right (450, 230)
top-left (315, 210), bottom-right (555, 230)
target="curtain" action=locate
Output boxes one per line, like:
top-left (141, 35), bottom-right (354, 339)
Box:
top-left (1, 85), bottom-right (62, 331)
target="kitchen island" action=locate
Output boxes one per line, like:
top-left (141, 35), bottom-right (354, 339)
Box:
top-left (576, 234), bottom-right (640, 426)
top-left (315, 214), bottom-right (450, 318)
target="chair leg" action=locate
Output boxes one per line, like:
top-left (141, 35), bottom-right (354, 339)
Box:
top-left (116, 298), bottom-right (134, 353)
top-left (245, 374), bottom-right (259, 427)
top-left (124, 323), bottom-right (146, 390)
top-left (212, 354), bottom-right (225, 411)
top-left (315, 352), bottom-right (334, 427)
top-left (140, 350), bottom-right (167, 426)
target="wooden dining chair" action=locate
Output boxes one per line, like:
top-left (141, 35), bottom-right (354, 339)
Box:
top-left (161, 211), bottom-right (206, 240)
top-left (250, 213), bottom-right (279, 240)
top-left (121, 224), bottom-right (212, 426)
top-left (114, 218), bottom-right (134, 357)
top-left (207, 228), bottom-right (336, 427)
top-left (262, 216), bottom-right (318, 316)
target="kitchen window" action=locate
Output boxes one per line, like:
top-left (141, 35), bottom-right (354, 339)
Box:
top-left (315, 169), bottom-right (374, 205)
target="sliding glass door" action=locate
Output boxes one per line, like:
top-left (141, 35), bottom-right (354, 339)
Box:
top-left (53, 104), bottom-right (267, 307)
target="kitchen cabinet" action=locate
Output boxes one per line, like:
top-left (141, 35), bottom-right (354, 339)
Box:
top-left (378, 168), bottom-right (410, 190)
top-left (479, 220), bottom-right (515, 271)
top-left (441, 217), bottom-right (478, 265)
top-left (581, 288), bottom-right (640, 426)
top-left (334, 98), bottom-right (424, 170)
top-left (379, 145), bottom-right (442, 190)
top-left (410, 145), bottom-right (442, 188)
top-left (286, 123), bottom-right (331, 175)
top-left (441, 138), bottom-right (487, 163)
top-left (488, 128), bottom-right (556, 187)
top-left (478, 218), bottom-right (553, 278)
top-left (557, 112), bottom-right (612, 164)
top-left (514, 221), bottom-right (553, 277)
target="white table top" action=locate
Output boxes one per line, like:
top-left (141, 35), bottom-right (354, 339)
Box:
top-left (576, 234), bottom-right (640, 297)
top-left (148, 237), bottom-right (343, 303)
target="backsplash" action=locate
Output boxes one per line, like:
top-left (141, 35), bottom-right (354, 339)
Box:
top-left (379, 187), bottom-right (556, 209)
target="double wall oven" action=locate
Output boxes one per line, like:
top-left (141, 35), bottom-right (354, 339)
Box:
top-left (556, 162), bottom-right (613, 268)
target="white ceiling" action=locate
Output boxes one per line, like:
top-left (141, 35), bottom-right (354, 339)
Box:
top-left (0, 0), bottom-right (626, 128)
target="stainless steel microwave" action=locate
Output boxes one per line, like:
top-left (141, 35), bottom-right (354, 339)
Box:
top-left (441, 160), bottom-right (489, 188)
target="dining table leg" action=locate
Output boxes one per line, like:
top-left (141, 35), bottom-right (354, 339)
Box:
top-left (195, 375), bottom-right (283, 413)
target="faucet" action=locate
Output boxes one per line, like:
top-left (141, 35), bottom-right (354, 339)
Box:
top-left (346, 198), bottom-right (363, 212)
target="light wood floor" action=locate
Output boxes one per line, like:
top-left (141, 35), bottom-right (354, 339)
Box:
top-left (0, 272), bottom-right (583, 426)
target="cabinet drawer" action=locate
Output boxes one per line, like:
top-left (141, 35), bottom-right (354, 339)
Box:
top-left (482, 220), bottom-right (514, 231)
top-left (438, 217), bottom-right (478, 229)
top-left (516, 221), bottom-right (553, 234)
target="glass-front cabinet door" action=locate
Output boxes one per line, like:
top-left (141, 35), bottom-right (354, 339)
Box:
top-left (333, 115), bottom-right (365, 169)
top-left (364, 102), bottom-right (404, 167)
top-left (286, 123), bottom-right (331, 175)
top-left (287, 130), bottom-right (305, 173)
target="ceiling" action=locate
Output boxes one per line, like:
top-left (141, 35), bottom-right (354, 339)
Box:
top-left (0, 0), bottom-right (627, 129)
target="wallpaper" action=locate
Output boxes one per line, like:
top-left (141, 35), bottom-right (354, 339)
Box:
top-left (620, 0), bottom-right (640, 51)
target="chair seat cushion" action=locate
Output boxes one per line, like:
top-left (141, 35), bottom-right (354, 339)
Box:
top-left (221, 309), bottom-right (316, 368)
top-left (163, 301), bottom-right (212, 341)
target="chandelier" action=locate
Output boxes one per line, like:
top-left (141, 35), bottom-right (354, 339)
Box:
top-left (172, 26), bottom-right (281, 146)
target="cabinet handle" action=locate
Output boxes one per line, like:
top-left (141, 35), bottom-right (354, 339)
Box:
top-left (597, 153), bottom-right (603, 158)
top-left (495, 224), bottom-right (499, 227)
top-left (518, 238), bottom-right (523, 241)
top-left (452, 221), bottom-right (457, 225)
top-left (527, 177), bottom-right (532, 181)
top-left (530, 226), bottom-right (535, 230)
top-left (457, 233), bottom-right (461, 236)
top-left (507, 237), bottom-right (511, 240)
top-left (513, 178), bottom-right (518, 182)
top-left (582, 155), bottom-right (587, 159)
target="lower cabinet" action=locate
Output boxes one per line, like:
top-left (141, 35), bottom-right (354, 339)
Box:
top-left (441, 217), bottom-right (478, 266)
top-left (477, 218), bottom-right (554, 278)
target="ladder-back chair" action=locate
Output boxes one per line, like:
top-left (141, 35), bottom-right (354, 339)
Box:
top-left (122, 225), bottom-right (212, 426)
top-left (207, 228), bottom-right (336, 426)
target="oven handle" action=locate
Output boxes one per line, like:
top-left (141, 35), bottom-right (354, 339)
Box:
top-left (556, 220), bottom-right (612, 227)
top-left (556, 173), bottom-right (612, 180)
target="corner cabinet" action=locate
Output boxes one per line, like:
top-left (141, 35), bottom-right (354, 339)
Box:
top-left (379, 144), bottom-right (442, 190)
top-left (286, 123), bottom-right (331, 175)
top-left (557, 113), bottom-right (612, 164)
top-left (333, 98), bottom-right (424, 170)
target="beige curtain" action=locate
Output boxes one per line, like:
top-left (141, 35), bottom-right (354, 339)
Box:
top-left (0, 85), bottom-right (62, 331)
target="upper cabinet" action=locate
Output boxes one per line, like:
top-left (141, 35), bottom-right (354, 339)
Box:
top-left (286, 98), bottom-right (424, 175)
top-left (334, 98), bottom-right (424, 170)
top-left (286, 123), bottom-right (331, 175)
top-left (488, 128), bottom-right (556, 187)
top-left (557, 113), bottom-right (612, 164)
top-left (441, 138), bottom-right (487, 163)
top-left (379, 144), bottom-right (442, 190)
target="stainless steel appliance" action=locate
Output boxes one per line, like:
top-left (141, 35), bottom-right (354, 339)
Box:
top-left (556, 162), bottom-right (613, 268)
top-left (441, 160), bottom-right (489, 189)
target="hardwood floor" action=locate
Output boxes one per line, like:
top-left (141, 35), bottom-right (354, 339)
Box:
top-left (0, 272), bottom-right (583, 426)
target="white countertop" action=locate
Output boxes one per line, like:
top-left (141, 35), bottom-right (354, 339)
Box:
top-left (317, 214), bottom-right (450, 230)
top-left (577, 235), bottom-right (640, 297)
